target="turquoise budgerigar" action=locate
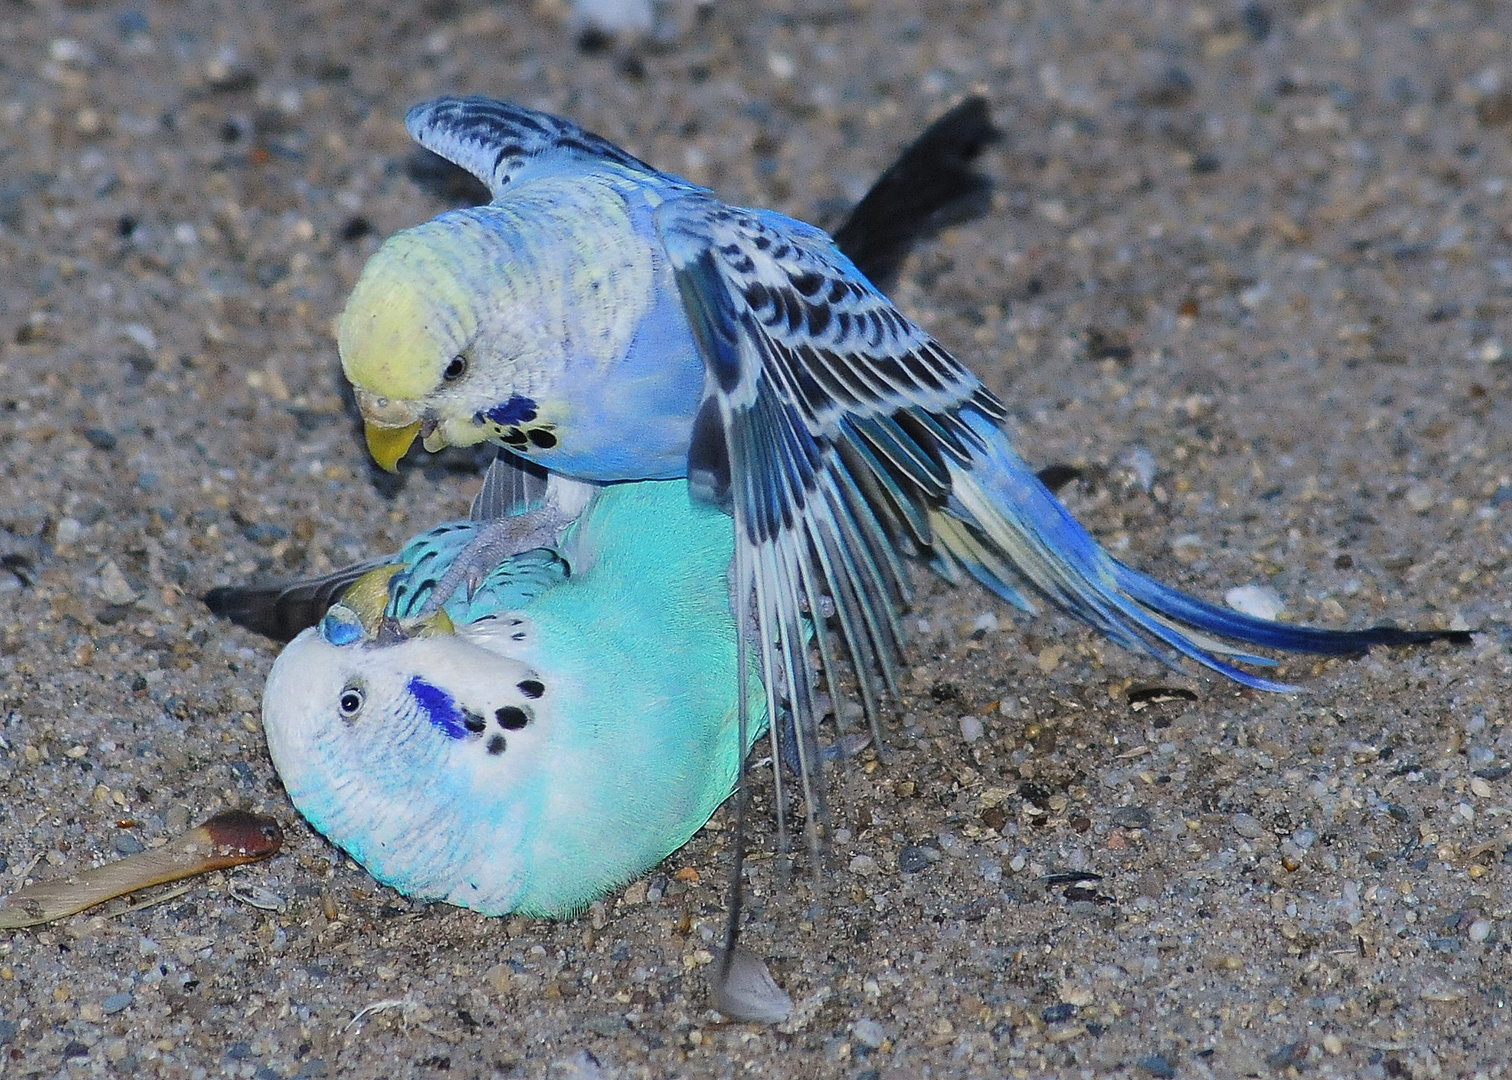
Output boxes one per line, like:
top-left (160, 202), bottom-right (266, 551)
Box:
top-left (338, 95), bottom-right (1468, 817)
top-left (261, 479), bottom-right (765, 918)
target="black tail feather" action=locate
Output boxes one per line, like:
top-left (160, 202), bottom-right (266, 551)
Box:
top-left (202, 559), bottom-right (388, 642)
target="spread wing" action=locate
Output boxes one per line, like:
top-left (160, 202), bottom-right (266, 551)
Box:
top-left (404, 96), bottom-right (671, 200)
top-left (655, 193), bottom-right (1007, 836)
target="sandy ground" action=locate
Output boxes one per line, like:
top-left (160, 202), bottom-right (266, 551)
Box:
top-left (2, 0), bottom-right (1511, 1077)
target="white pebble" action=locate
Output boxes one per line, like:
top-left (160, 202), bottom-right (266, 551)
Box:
top-left (972, 610), bottom-right (998, 634)
top-left (572, 0), bottom-right (653, 34)
top-left (97, 560), bottom-right (141, 606)
top-left (121, 323), bottom-right (157, 351)
top-left (959, 715), bottom-right (984, 743)
top-left (1009, 853), bottom-right (1026, 872)
top-left (1469, 919), bottom-right (1492, 944)
top-left (1225, 584), bottom-right (1285, 620)
top-left (852, 1018), bottom-right (887, 1049)
top-left (1232, 813), bottom-right (1265, 839)
top-left (1124, 446), bottom-right (1157, 491)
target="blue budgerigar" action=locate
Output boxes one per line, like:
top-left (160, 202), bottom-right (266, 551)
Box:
top-left (261, 479), bottom-right (764, 918)
top-left (338, 96), bottom-right (1468, 840)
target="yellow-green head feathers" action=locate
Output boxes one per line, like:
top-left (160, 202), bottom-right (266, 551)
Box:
top-left (338, 219), bottom-right (481, 402)
top-left (336, 184), bottom-right (660, 471)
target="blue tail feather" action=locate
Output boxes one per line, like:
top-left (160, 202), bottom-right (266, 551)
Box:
top-left (931, 409), bottom-right (1470, 688)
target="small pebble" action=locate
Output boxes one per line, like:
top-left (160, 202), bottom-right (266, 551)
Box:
top-left (849, 854), bottom-right (879, 877)
top-left (1124, 446), bottom-right (1157, 491)
top-left (971, 610), bottom-right (998, 634)
top-left (852, 1018), bottom-right (887, 1049)
top-left (1231, 813), bottom-right (1265, 839)
top-left (112, 833), bottom-right (144, 855)
top-left (959, 715), bottom-right (983, 742)
top-left (1041, 1003), bottom-right (1075, 1023)
top-left (1112, 806), bottom-right (1152, 829)
top-left (101, 992), bottom-right (132, 1015)
top-left (1224, 584), bottom-right (1285, 620)
top-left (82, 427), bottom-right (118, 451)
top-left (1468, 920), bottom-right (1492, 943)
top-left (1135, 1053), bottom-right (1176, 1078)
top-left (97, 561), bottom-right (140, 606)
top-left (242, 522), bottom-right (290, 547)
top-left (897, 846), bottom-right (932, 873)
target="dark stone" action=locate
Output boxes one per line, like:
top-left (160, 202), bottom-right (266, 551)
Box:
top-left (1242, 3), bottom-right (1272, 41)
top-left (1112, 806), bottom-right (1152, 829)
top-left (1265, 1041), bottom-right (1307, 1069)
top-left (897, 845), bottom-right (932, 873)
top-left (101, 992), bottom-right (133, 1015)
top-left (242, 522), bottom-right (290, 547)
top-left (1136, 1054), bottom-right (1176, 1078)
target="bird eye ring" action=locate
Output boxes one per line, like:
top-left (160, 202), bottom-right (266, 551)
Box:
top-left (443, 355), bottom-right (468, 381)
top-left (338, 685), bottom-right (364, 718)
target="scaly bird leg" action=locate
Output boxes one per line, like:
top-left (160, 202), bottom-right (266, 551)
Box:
top-left (412, 463), bottom-right (598, 618)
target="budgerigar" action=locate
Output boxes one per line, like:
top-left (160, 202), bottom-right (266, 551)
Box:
top-left (337, 95), bottom-right (1468, 846)
top-left (211, 95), bottom-right (1001, 644)
top-left (262, 479), bottom-right (765, 918)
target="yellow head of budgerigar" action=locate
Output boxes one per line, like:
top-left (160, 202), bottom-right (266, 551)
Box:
top-left (338, 222), bottom-right (486, 471)
top-left (324, 564), bottom-right (456, 644)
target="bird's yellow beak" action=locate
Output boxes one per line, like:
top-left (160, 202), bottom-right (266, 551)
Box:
top-left (364, 420), bottom-right (421, 473)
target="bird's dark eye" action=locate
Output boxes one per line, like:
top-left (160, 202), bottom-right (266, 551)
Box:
top-left (338, 685), bottom-right (364, 717)
top-left (443, 355), bottom-right (468, 381)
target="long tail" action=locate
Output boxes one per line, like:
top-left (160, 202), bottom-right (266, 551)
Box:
top-left (928, 410), bottom-right (1469, 691)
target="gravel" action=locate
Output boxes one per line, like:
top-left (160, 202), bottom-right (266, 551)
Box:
top-left (2, 1), bottom-right (1510, 1077)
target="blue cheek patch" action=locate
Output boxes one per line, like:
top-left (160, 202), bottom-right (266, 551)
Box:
top-left (480, 395), bottom-right (538, 427)
top-left (407, 676), bottom-right (470, 739)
